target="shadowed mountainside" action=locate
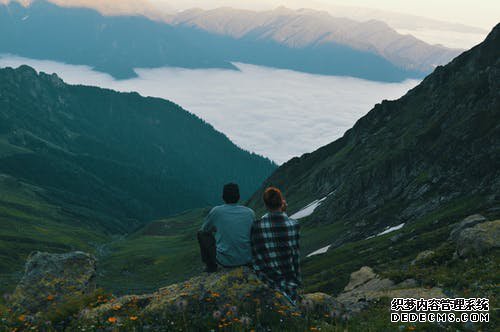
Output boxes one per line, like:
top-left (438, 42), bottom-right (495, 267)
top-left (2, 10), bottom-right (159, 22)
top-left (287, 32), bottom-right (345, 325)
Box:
top-left (248, 23), bottom-right (500, 246)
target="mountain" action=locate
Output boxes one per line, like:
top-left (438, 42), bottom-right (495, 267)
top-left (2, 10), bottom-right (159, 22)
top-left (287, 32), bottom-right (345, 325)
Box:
top-left (1, 1), bottom-right (458, 82)
top-left (0, 19), bottom-right (498, 332)
top-left (7, 0), bottom-right (176, 19)
top-left (0, 0), bottom-right (239, 79)
top-left (167, 6), bottom-right (462, 74)
top-left (248, 22), bottom-right (499, 239)
top-left (0, 65), bottom-right (275, 228)
top-left (69, 24), bottom-right (500, 302)
top-left (0, 64), bottom-right (275, 291)
top-left (246, 23), bottom-right (499, 290)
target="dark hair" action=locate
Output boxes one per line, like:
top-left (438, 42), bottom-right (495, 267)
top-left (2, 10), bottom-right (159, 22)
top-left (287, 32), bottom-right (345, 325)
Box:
top-left (223, 183), bottom-right (240, 204)
top-left (263, 187), bottom-right (283, 210)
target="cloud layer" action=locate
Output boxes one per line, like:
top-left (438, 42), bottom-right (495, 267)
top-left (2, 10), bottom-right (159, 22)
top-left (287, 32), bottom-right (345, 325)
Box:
top-left (0, 55), bottom-right (419, 163)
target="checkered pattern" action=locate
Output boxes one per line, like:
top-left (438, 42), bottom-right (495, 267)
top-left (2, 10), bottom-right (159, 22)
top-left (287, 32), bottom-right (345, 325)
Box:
top-left (251, 212), bottom-right (301, 301)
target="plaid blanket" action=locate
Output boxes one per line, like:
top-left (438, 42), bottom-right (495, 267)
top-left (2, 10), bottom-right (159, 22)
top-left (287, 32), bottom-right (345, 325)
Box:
top-left (251, 212), bottom-right (301, 302)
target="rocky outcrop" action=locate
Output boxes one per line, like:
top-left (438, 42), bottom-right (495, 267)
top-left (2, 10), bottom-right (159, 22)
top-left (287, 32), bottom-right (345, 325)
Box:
top-left (4, 256), bottom-right (343, 330)
top-left (336, 267), bottom-right (446, 314)
top-left (411, 250), bottom-right (436, 265)
top-left (10, 251), bottom-right (96, 314)
top-left (455, 220), bottom-right (500, 258)
top-left (449, 214), bottom-right (488, 241)
top-left (75, 267), bottom-right (343, 330)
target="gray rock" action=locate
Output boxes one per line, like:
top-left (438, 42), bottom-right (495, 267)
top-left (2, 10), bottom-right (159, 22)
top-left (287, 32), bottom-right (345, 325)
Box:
top-left (411, 250), bottom-right (435, 265)
top-left (337, 266), bottom-right (445, 314)
top-left (11, 251), bottom-right (96, 314)
top-left (343, 266), bottom-right (376, 292)
top-left (390, 233), bottom-right (403, 242)
top-left (456, 220), bottom-right (500, 258)
top-left (397, 279), bottom-right (418, 288)
top-left (449, 214), bottom-right (487, 241)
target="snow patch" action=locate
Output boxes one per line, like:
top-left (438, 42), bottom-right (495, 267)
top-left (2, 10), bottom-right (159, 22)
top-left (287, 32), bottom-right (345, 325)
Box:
top-left (377, 223), bottom-right (405, 236)
top-left (365, 223), bottom-right (405, 239)
top-left (306, 244), bottom-right (331, 258)
top-left (290, 192), bottom-right (332, 220)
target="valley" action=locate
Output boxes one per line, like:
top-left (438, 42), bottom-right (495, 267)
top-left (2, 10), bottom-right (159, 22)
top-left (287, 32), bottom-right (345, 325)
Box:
top-left (0, 1), bottom-right (498, 330)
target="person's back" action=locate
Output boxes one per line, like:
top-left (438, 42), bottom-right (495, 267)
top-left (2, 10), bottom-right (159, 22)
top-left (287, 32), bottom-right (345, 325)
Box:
top-left (198, 183), bottom-right (255, 272)
top-left (201, 203), bottom-right (255, 266)
top-left (251, 187), bottom-right (301, 303)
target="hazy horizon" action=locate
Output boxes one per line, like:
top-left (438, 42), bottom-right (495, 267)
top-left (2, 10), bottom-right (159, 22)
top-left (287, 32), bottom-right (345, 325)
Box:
top-left (2, 0), bottom-right (497, 49)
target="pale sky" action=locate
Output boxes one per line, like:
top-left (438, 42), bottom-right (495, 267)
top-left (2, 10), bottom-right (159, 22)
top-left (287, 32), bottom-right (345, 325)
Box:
top-left (316, 0), bottom-right (499, 29)
top-left (5, 1), bottom-right (499, 30)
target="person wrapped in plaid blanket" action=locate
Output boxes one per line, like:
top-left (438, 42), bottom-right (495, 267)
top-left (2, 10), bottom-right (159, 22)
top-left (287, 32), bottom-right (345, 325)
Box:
top-left (251, 187), bottom-right (301, 304)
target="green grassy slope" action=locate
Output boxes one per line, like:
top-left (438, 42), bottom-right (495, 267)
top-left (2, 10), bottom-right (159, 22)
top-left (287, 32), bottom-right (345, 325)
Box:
top-left (0, 174), bottom-right (109, 294)
top-left (97, 209), bottom-right (208, 294)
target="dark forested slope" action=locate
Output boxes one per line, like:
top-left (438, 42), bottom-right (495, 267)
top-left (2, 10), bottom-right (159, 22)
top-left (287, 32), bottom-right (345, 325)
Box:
top-left (0, 65), bottom-right (275, 232)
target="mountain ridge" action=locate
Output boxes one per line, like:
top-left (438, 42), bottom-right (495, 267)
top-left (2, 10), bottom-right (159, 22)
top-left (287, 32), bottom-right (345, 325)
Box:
top-left (0, 64), bottom-right (276, 224)
top-left (0, 0), bottom-right (458, 81)
top-left (166, 6), bottom-right (461, 73)
top-left (248, 23), bottom-right (500, 246)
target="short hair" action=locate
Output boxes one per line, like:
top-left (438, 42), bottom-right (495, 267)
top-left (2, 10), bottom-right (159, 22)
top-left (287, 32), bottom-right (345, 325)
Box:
top-left (223, 183), bottom-right (240, 204)
top-left (263, 187), bottom-right (283, 210)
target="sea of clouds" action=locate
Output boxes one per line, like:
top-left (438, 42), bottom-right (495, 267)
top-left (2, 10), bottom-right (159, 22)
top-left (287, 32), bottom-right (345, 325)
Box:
top-left (0, 55), bottom-right (420, 164)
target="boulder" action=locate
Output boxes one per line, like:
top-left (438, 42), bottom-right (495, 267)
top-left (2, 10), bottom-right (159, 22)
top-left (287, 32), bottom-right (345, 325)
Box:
top-left (10, 251), bottom-right (96, 314)
top-left (411, 250), bottom-right (435, 265)
top-left (343, 266), bottom-right (378, 291)
top-left (449, 214), bottom-right (487, 241)
top-left (456, 220), bottom-right (500, 258)
top-left (337, 266), bottom-right (445, 314)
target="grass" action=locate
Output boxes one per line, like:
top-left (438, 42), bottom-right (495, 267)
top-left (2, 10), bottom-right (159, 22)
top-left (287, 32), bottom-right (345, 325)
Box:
top-left (97, 208), bottom-right (209, 294)
top-left (1, 180), bottom-right (497, 331)
top-left (0, 174), bottom-right (110, 295)
top-left (301, 195), bottom-right (492, 294)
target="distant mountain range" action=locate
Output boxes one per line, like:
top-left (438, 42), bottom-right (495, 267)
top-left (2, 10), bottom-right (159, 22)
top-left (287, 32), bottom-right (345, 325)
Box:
top-left (1, 0), bottom-right (461, 82)
top-left (166, 6), bottom-right (461, 74)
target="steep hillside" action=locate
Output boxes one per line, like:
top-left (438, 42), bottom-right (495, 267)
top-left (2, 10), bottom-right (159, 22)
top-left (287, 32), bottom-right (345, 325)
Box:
top-left (249, 23), bottom-right (499, 252)
top-left (0, 65), bottom-right (275, 228)
top-left (0, 0), bottom-right (455, 82)
top-left (0, 174), bottom-right (110, 294)
top-left (96, 208), bottom-right (208, 294)
top-left (0, 64), bottom-right (275, 292)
